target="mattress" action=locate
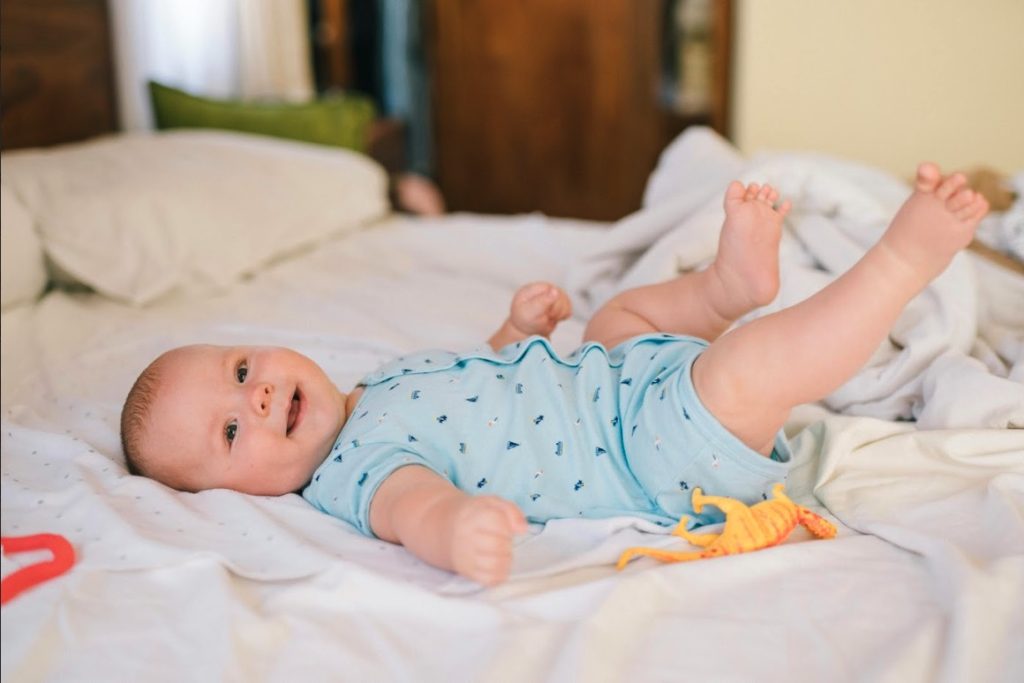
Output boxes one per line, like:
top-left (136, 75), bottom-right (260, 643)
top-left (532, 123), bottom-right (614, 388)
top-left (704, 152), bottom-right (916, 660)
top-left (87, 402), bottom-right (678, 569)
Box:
top-left (2, 135), bottom-right (1022, 682)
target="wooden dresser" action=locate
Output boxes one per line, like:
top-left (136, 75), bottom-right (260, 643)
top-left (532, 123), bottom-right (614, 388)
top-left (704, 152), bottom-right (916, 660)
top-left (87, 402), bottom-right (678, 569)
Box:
top-left (427, 0), bottom-right (732, 220)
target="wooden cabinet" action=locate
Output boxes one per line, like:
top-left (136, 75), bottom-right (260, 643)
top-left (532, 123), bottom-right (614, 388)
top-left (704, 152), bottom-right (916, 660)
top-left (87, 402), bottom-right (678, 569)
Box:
top-left (0, 0), bottom-right (118, 150)
top-left (427, 0), bottom-right (731, 221)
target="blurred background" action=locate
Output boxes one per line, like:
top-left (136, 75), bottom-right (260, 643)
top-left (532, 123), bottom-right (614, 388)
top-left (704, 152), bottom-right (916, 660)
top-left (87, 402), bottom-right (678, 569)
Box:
top-left (2, 0), bottom-right (1022, 221)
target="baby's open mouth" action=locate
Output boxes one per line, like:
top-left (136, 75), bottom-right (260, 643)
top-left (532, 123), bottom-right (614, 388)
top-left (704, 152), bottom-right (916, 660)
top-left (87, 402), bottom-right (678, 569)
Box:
top-left (286, 389), bottom-right (302, 435)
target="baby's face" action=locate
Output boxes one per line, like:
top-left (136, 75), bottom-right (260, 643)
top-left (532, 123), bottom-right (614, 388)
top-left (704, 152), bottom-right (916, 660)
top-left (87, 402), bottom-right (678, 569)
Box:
top-left (144, 345), bottom-right (348, 495)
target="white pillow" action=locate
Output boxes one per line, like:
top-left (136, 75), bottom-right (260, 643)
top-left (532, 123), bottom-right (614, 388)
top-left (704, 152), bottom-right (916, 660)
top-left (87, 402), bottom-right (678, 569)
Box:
top-left (0, 183), bottom-right (48, 310)
top-left (0, 130), bottom-right (389, 305)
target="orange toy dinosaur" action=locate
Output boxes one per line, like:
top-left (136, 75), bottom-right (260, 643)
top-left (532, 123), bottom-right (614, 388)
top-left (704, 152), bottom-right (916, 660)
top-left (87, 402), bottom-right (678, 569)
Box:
top-left (616, 483), bottom-right (836, 569)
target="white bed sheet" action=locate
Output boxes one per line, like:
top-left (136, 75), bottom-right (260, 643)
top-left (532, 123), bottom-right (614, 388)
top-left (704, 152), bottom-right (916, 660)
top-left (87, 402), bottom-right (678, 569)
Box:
top-left (2, 213), bottom-right (1022, 682)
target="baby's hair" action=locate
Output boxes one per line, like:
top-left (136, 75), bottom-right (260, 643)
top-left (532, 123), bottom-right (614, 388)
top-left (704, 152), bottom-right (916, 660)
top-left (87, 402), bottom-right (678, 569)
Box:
top-left (120, 356), bottom-right (166, 479)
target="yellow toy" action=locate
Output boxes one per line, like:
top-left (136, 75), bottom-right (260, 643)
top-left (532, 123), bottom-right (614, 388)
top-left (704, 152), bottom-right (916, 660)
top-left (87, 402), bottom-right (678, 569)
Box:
top-left (616, 483), bottom-right (836, 569)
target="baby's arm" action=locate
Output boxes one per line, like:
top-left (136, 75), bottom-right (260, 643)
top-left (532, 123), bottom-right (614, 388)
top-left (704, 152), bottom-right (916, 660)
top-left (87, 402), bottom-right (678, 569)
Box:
top-left (369, 465), bottom-right (528, 585)
top-left (488, 282), bottom-right (573, 350)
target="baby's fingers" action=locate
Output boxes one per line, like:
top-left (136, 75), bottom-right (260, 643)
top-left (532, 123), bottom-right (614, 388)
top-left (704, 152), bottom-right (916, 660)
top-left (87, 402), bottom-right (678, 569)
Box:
top-left (514, 281), bottom-right (556, 304)
top-left (518, 285), bottom-right (557, 312)
top-left (474, 496), bottom-right (527, 533)
top-left (551, 292), bottom-right (572, 321)
top-left (499, 500), bottom-right (528, 535)
top-left (470, 552), bottom-right (513, 586)
top-left (513, 288), bottom-right (562, 330)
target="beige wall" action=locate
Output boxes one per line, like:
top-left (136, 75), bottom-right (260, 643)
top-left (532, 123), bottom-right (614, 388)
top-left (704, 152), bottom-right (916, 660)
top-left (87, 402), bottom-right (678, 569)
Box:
top-left (732, 0), bottom-right (1024, 177)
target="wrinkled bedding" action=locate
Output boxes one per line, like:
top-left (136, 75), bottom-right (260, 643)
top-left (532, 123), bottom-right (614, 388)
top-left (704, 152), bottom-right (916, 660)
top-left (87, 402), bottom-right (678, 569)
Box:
top-left (568, 128), bottom-right (1024, 429)
top-left (2, 203), bottom-right (1022, 680)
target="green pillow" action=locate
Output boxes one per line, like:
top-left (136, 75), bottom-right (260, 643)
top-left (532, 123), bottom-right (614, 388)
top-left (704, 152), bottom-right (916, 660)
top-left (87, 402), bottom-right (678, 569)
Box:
top-left (148, 81), bottom-right (376, 152)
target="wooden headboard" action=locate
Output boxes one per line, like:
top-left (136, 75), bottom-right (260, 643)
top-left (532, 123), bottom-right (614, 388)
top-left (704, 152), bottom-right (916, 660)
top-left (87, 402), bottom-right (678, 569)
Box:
top-left (0, 0), bottom-right (119, 150)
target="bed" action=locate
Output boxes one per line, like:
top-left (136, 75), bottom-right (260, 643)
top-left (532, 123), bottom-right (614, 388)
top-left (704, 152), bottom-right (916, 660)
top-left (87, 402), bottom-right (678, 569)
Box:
top-left (2, 7), bottom-right (1024, 674)
top-left (1, 120), bottom-right (1022, 682)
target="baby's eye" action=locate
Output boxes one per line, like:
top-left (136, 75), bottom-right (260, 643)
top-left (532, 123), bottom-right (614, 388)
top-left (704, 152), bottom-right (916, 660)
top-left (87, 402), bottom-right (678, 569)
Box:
top-left (236, 361), bottom-right (248, 383)
top-left (226, 420), bottom-right (238, 446)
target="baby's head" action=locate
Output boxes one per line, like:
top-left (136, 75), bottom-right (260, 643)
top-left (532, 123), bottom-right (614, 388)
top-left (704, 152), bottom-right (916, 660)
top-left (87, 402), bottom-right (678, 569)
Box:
top-left (121, 345), bottom-right (349, 495)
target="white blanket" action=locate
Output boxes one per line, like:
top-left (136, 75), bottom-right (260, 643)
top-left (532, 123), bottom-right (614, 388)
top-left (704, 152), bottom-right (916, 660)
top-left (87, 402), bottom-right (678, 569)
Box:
top-left (3, 211), bottom-right (1023, 681)
top-left (568, 128), bottom-right (1024, 429)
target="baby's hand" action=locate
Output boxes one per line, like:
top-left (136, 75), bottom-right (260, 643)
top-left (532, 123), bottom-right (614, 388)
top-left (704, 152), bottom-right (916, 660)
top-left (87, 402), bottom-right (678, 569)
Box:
top-left (449, 495), bottom-right (528, 586)
top-left (509, 282), bottom-right (573, 338)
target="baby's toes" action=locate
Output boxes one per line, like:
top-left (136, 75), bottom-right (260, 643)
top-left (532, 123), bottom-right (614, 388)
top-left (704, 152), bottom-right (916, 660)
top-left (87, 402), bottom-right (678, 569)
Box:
top-left (756, 184), bottom-right (775, 204)
top-left (946, 188), bottom-right (976, 213)
top-left (955, 194), bottom-right (989, 222)
top-left (915, 162), bottom-right (942, 192)
top-left (723, 180), bottom-right (746, 209)
top-left (744, 183), bottom-right (761, 201)
top-left (935, 172), bottom-right (967, 201)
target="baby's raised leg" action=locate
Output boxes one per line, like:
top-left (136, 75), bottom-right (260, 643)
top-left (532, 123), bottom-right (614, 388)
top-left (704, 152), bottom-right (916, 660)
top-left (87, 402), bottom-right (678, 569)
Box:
top-left (584, 182), bottom-right (791, 348)
top-left (694, 164), bottom-right (989, 453)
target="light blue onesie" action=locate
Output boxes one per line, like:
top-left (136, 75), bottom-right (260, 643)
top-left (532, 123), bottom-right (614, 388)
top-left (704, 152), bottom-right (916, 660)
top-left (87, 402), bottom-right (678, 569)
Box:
top-left (303, 334), bottom-right (792, 536)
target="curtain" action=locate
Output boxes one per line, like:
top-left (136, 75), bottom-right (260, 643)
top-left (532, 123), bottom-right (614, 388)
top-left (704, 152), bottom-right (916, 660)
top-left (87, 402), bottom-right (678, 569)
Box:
top-left (238, 1), bottom-right (315, 102)
top-left (108, 0), bottom-right (314, 131)
top-left (379, 0), bottom-right (431, 176)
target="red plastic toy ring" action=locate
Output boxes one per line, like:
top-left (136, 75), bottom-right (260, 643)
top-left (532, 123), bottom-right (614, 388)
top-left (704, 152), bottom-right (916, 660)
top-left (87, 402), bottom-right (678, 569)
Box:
top-left (1, 533), bottom-right (76, 605)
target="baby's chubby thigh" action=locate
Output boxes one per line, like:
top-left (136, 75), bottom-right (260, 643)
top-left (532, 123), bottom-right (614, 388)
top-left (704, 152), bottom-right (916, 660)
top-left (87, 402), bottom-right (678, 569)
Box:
top-left (623, 358), bottom-right (791, 528)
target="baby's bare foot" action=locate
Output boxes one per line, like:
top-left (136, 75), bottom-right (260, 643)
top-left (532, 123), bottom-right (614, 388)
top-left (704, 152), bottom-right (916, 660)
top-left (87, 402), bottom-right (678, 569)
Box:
top-left (709, 181), bottom-right (792, 319)
top-left (879, 163), bottom-right (989, 280)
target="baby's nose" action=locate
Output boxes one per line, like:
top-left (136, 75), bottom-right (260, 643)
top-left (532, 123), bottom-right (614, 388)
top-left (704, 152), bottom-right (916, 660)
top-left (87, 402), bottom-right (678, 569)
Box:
top-left (251, 383), bottom-right (273, 416)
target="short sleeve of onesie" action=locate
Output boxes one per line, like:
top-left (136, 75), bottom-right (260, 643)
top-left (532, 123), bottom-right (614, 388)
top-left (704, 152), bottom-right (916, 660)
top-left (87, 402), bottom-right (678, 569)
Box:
top-left (302, 441), bottom-right (437, 537)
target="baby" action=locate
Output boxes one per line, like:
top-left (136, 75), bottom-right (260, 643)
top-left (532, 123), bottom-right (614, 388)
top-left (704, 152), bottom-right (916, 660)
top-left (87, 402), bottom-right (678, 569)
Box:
top-left (121, 164), bottom-right (988, 585)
